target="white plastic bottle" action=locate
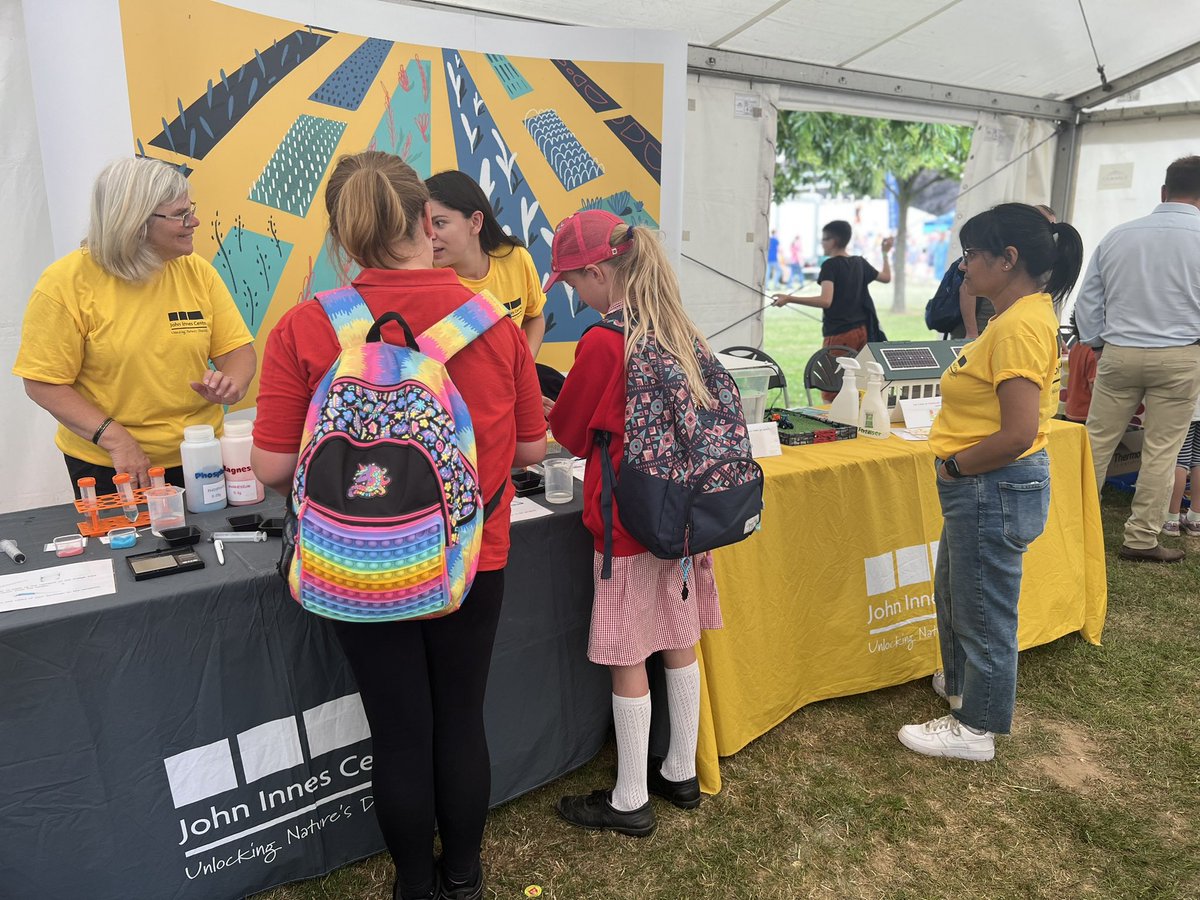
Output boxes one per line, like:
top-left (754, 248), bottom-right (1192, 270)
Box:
top-left (827, 357), bottom-right (861, 425)
top-left (220, 419), bottom-right (265, 506)
top-left (858, 361), bottom-right (891, 439)
top-left (181, 425), bottom-right (228, 513)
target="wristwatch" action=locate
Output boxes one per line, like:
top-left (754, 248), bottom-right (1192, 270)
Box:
top-left (943, 456), bottom-right (964, 478)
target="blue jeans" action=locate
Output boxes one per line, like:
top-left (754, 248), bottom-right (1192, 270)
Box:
top-left (934, 450), bottom-right (1050, 734)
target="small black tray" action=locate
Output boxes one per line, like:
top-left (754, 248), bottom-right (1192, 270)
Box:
top-left (226, 513), bottom-right (263, 532)
top-left (158, 525), bottom-right (202, 547)
top-left (260, 517), bottom-right (285, 537)
top-left (512, 471), bottom-right (544, 497)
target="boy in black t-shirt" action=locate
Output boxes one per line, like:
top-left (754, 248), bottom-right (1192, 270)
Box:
top-left (772, 220), bottom-right (893, 399)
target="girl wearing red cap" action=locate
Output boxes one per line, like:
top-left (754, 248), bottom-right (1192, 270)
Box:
top-left (546, 210), bottom-right (722, 837)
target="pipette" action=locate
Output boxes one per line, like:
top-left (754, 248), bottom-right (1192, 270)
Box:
top-left (112, 473), bottom-right (139, 522)
top-left (208, 531), bottom-right (267, 542)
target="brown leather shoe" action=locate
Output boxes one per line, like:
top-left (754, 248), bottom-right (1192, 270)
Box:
top-left (1118, 544), bottom-right (1185, 563)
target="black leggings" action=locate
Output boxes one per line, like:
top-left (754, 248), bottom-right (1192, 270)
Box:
top-left (330, 569), bottom-right (505, 897)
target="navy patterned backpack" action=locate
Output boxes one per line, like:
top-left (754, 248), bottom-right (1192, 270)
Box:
top-left (591, 308), bottom-right (764, 596)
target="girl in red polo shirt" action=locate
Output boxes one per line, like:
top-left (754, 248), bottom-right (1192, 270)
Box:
top-left (251, 152), bottom-right (545, 900)
top-left (546, 211), bottom-right (722, 837)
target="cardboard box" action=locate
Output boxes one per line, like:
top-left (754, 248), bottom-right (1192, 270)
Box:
top-left (1106, 427), bottom-right (1144, 478)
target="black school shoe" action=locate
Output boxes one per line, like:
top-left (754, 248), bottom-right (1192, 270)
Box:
top-left (437, 861), bottom-right (483, 900)
top-left (556, 789), bottom-right (656, 837)
top-left (394, 867), bottom-right (438, 900)
top-left (647, 756), bottom-right (702, 809)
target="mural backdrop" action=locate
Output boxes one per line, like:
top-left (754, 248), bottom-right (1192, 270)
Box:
top-left (119, 0), bottom-right (666, 394)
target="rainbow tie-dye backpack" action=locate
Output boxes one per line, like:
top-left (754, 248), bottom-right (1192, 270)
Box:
top-left (282, 286), bottom-right (507, 622)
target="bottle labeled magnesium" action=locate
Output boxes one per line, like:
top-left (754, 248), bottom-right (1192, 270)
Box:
top-left (858, 361), bottom-right (891, 439)
top-left (220, 419), bottom-right (265, 506)
top-left (180, 424), bottom-right (228, 513)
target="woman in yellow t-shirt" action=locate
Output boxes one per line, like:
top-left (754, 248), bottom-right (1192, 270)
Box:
top-left (426, 170), bottom-right (546, 358)
top-left (13, 158), bottom-right (255, 494)
top-left (897, 203), bottom-right (1083, 762)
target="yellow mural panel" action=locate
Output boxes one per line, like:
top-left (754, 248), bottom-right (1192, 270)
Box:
top-left (118, 0), bottom-right (665, 403)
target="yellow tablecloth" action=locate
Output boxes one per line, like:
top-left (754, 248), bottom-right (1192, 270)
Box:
top-left (694, 419), bottom-right (1107, 793)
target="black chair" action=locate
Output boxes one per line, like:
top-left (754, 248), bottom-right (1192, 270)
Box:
top-left (802, 345), bottom-right (859, 405)
top-left (720, 346), bottom-right (790, 408)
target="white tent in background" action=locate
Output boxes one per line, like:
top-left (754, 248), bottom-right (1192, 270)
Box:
top-left (4, 0), bottom-right (1199, 512)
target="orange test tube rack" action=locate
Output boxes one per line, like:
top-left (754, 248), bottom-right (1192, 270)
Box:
top-left (74, 488), bottom-right (152, 536)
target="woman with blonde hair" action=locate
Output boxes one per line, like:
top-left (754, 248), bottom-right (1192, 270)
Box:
top-left (14, 157), bottom-right (255, 493)
top-left (252, 151), bottom-right (545, 900)
top-left (546, 211), bottom-right (725, 836)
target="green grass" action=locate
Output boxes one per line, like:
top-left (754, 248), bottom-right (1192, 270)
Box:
top-left (259, 487), bottom-right (1200, 900)
top-left (757, 276), bottom-right (941, 408)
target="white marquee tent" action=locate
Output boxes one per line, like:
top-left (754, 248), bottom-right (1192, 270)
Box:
top-left (3, 0), bottom-right (1199, 513)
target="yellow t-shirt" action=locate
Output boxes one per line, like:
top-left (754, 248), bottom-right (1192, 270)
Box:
top-left (456, 246), bottom-right (546, 327)
top-left (13, 249), bottom-right (253, 467)
top-left (928, 292), bottom-right (1061, 460)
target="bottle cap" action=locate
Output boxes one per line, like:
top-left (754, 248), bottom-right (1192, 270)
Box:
top-left (113, 473), bottom-right (131, 485)
top-left (223, 419), bottom-right (253, 437)
top-left (77, 477), bottom-right (96, 488)
top-left (183, 424), bottom-right (216, 443)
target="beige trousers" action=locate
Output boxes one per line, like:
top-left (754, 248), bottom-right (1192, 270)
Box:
top-left (1085, 344), bottom-right (1200, 549)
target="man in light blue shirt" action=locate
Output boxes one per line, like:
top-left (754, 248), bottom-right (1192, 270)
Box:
top-left (1075, 155), bottom-right (1200, 563)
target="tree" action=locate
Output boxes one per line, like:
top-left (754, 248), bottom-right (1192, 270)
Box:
top-left (775, 112), bottom-right (972, 313)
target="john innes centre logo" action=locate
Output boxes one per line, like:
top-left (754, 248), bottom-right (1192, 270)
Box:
top-left (164, 693), bottom-right (374, 868)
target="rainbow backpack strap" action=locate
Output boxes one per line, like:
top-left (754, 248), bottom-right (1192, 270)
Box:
top-left (417, 290), bottom-right (508, 364)
top-left (316, 286), bottom-right (374, 349)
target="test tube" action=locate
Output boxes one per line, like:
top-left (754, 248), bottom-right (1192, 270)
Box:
top-left (149, 466), bottom-right (166, 489)
top-left (112, 473), bottom-right (139, 522)
top-left (77, 477), bottom-right (98, 509)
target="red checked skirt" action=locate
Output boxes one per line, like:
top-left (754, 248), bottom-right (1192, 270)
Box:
top-left (587, 550), bottom-right (723, 667)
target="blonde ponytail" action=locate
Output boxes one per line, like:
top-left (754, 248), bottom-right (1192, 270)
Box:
top-left (607, 226), bottom-right (714, 407)
top-left (325, 151), bottom-right (429, 270)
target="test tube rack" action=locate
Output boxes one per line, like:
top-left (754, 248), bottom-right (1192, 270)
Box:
top-left (74, 489), bottom-right (152, 536)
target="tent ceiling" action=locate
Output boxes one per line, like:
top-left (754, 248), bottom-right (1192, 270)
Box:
top-left (413, 0), bottom-right (1200, 106)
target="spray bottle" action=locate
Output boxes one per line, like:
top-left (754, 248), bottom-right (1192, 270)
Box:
top-left (827, 357), bottom-right (862, 425)
top-left (858, 361), bottom-right (891, 439)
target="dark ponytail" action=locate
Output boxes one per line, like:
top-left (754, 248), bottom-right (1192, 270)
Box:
top-left (958, 202), bottom-right (1083, 308)
top-left (1044, 220), bottom-right (1084, 305)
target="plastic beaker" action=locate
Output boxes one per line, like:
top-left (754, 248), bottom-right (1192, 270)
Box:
top-left (543, 458), bottom-right (575, 504)
top-left (146, 486), bottom-right (187, 536)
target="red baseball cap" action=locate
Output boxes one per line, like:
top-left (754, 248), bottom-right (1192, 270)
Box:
top-left (545, 209), bottom-right (634, 288)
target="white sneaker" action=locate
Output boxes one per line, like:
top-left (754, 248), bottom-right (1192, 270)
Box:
top-left (1184, 514), bottom-right (1200, 537)
top-left (1162, 518), bottom-right (1181, 536)
top-left (930, 670), bottom-right (963, 710)
top-left (898, 714), bottom-right (995, 761)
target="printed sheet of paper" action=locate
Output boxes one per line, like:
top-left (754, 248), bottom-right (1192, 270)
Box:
top-left (0, 559), bottom-right (117, 613)
top-left (509, 495), bottom-right (555, 522)
top-left (748, 422), bottom-right (783, 458)
top-left (899, 396), bottom-right (942, 429)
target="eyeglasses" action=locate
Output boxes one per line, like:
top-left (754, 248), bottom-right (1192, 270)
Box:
top-left (961, 247), bottom-right (990, 263)
top-left (151, 201), bottom-right (197, 225)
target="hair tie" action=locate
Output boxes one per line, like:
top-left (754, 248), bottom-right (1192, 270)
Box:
top-left (624, 224), bottom-right (636, 243)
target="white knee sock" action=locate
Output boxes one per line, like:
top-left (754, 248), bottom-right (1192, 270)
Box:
top-left (661, 661), bottom-right (701, 782)
top-left (611, 692), bottom-right (651, 811)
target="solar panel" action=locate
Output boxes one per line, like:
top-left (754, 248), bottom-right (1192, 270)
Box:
top-left (880, 346), bottom-right (938, 370)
